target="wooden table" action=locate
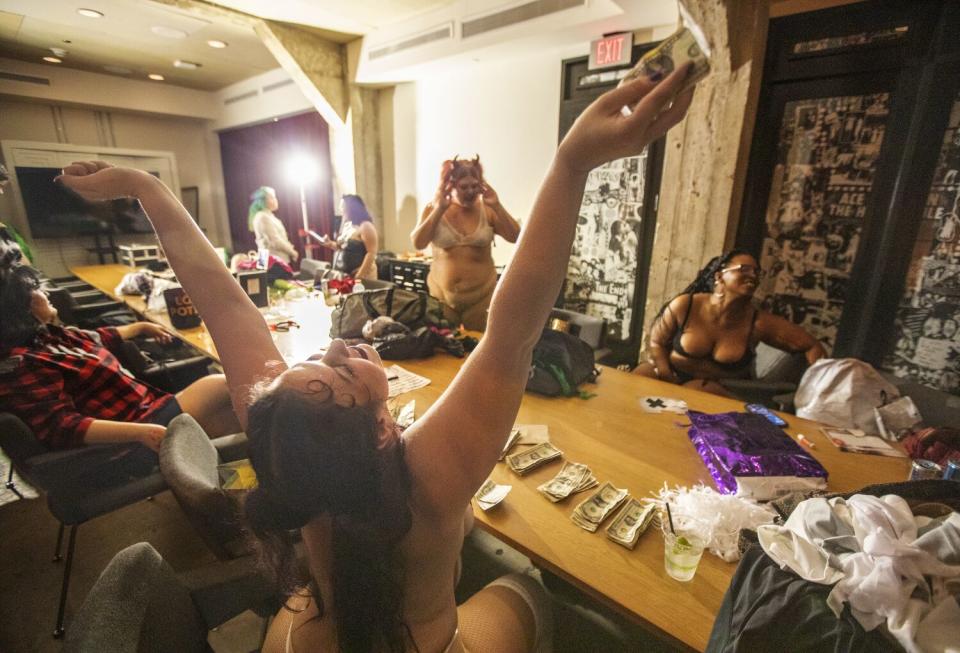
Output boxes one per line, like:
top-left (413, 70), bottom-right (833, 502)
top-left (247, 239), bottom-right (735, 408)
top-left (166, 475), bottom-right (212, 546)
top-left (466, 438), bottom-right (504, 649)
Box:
top-left (70, 263), bottom-right (912, 651)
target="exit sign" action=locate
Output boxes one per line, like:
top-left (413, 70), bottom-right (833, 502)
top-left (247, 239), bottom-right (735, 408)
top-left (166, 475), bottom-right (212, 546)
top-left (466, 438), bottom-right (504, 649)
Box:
top-left (588, 32), bottom-right (633, 70)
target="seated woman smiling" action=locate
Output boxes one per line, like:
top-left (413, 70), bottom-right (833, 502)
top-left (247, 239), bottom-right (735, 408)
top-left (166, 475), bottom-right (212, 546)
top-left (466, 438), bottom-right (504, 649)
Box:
top-left (58, 65), bottom-right (694, 653)
top-left (634, 249), bottom-right (826, 397)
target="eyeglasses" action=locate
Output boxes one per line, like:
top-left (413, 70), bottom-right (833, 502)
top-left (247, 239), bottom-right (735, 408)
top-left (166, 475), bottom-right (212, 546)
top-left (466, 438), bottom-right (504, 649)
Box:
top-left (721, 264), bottom-right (761, 276)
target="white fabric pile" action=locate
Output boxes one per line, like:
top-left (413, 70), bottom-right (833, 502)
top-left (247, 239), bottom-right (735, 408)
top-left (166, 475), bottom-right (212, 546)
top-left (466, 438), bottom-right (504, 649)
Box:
top-left (758, 494), bottom-right (960, 652)
top-left (647, 483), bottom-right (777, 561)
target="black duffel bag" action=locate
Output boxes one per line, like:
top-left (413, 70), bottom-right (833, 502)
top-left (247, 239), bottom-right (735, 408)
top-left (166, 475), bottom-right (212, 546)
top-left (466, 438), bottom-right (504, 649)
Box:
top-left (525, 329), bottom-right (599, 397)
top-left (330, 287), bottom-right (446, 339)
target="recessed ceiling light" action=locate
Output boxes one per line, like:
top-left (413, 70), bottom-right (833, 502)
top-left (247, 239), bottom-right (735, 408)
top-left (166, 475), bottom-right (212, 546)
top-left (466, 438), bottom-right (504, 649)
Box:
top-left (103, 65), bottom-right (132, 75)
top-left (207, 39), bottom-right (228, 49)
top-left (151, 25), bottom-right (187, 39)
top-left (173, 59), bottom-right (201, 70)
top-left (77, 8), bottom-right (104, 18)
top-left (43, 56), bottom-right (62, 63)
top-left (148, 73), bottom-right (165, 81)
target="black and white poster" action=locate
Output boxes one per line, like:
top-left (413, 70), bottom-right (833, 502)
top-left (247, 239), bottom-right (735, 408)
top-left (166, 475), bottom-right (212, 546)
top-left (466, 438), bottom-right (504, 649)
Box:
top-left (757, 92), bottom-right (890, 350)
top-left (886, 93), bottom-right (960, 394)
top-left (564, 152), bottom-right (647, 342)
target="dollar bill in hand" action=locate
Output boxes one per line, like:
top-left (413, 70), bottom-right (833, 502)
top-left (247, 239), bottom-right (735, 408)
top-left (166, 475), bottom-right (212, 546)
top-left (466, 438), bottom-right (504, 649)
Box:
top-left (474, 479), bottom-right (512, 511)
top-left (605, 499), bottom-right (656, 549)
top-left (506, 442), bottom-right (563, 475)
top-left (571, 482), bottom-right (629, 532)
top-left (537, 462), bottom-right (596, 502)
top-left (618, 5), bottom-right (710, 111)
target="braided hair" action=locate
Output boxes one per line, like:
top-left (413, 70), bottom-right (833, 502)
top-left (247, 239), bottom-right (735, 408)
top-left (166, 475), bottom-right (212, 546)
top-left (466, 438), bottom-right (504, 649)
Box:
top-left (651, 248), bottom-right (754, 326)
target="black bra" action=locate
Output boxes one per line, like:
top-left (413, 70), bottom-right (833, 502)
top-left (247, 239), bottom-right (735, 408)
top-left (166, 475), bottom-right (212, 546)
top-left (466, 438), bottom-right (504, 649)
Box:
top-left (671, 293), bottom-right (756, 371)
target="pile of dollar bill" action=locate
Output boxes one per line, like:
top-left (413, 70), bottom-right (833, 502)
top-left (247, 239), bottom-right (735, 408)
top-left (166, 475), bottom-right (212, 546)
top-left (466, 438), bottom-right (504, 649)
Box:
top-left (571, 482), bottom-right (629, 532)
top-left (537, 462), bottom-right (598, 502)
top-left (474, 479), bottom-right (512, 511)
top-left (506, 442), bottom-right (563, 475)
top-left (605, 499), bottom-right (656, 549)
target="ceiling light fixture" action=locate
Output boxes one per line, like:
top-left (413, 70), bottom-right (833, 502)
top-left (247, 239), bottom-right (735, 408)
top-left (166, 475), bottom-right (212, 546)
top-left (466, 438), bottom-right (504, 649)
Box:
top-left (43, 56), bottom-right (62, 63)
top-left (173, 59), bottom-right (201, 70)
top-left (148, 73), bottom-right (165, 81)
top-left (49, 47), bottom-right (68, 57)
top-left (206, 39), bottom-right (228, 49)
top-left (77, 8), bottom-right (104, 18)
top-left (151, 25), bottom-right (188, 39)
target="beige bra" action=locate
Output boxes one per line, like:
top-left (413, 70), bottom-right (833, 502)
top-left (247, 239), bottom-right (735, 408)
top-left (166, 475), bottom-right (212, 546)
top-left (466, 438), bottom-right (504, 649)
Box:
top-left (431, 201), bottom-right (494, 250)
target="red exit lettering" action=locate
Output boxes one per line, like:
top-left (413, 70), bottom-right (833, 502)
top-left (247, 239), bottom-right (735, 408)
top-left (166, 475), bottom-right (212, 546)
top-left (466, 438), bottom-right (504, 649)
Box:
top-left (597, 38), bottom-right (623, 66)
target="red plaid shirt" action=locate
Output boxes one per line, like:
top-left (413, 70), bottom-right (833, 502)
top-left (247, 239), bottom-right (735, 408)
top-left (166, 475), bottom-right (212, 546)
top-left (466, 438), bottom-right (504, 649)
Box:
top-left (0, 325), bottom-right (174, 450)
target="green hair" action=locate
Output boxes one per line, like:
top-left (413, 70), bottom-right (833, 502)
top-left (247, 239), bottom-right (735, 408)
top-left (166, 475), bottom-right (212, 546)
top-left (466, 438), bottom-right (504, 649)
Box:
top-left (248, 186), bottom-right (275, 231)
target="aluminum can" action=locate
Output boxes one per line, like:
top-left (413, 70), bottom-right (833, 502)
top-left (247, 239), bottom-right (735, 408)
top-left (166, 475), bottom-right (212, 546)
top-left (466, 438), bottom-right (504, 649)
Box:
top-left (909, 459), bottom-right (943, 481)
top-left (943, 459), bottom-right (960, 481)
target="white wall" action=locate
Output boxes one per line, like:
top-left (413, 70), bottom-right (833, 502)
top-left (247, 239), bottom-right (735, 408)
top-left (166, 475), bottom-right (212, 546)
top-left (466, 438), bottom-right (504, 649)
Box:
top-left (386, 49), bottom-right (567, 266)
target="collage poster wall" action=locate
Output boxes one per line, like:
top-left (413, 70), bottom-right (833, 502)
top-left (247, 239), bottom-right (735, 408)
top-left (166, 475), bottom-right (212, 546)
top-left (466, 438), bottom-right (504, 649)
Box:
top-left (756, 92), bottom-right (891, 351)
top-left (885, 92), bottom-right (960, 395)
top-left (563, 152), bottom-right (647, 342)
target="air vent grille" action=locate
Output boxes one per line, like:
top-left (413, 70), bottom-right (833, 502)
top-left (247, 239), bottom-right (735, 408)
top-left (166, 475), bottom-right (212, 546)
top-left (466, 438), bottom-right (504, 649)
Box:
top-left (462, 0), bottom-right (585, 39)
top-left (262, 78), bottom-right (294, 93)
top-left (223, 89), bottom-right (258, 105)
top-left (368, 23), bottom-right (453, 60)
top-left (0, 71), bottom-right (51, 85)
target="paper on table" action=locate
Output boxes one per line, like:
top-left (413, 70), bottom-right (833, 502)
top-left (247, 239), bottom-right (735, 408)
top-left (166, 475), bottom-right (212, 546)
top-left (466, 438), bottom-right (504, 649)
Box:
top-left (640, 396), bottom-right (688, 414)
top-left (821, 427), bottom-right (906, 457)
top-left (388, 365), bottom-right (431, 398)
top-left (516, 424), bottom-right (550, 445)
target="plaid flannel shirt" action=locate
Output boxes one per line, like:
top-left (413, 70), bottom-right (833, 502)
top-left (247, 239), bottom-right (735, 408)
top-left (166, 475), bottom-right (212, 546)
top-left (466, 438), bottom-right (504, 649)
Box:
top-left (0, 325), bottom-right (174, 449)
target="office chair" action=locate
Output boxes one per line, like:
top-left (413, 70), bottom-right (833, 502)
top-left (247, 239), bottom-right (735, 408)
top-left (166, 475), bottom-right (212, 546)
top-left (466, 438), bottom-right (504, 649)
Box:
top-left (0, 412), bottom-right (167, 638)
top-left (717, 342), bottom-right (807, 409)
top-left (160, 415), bottom-right (251, 561)
top-left (62, 542), bottom-right (275, 653)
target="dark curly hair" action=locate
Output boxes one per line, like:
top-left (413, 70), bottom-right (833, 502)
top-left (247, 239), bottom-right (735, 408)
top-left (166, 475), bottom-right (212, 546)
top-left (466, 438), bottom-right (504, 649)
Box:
top-left (0, 246), bottom-right (44, 350)
top-left (243, 382), bottom-right (413, 653)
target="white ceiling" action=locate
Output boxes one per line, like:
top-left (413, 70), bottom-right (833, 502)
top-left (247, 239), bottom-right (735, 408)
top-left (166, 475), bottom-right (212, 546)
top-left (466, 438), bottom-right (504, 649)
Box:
top-left (0, 0), bottom-right (286, 90)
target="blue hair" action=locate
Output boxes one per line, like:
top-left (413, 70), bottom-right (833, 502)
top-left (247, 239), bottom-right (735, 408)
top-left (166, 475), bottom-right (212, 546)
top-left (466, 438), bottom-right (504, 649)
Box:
top-left (248, 186), bottom-right (275, 231)
top-left (342, 195), bottom-right (373, 225)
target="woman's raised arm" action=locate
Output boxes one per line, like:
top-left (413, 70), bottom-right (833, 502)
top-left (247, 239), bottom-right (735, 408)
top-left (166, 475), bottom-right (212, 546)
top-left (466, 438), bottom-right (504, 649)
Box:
top-left (57, 163), bottom-right (282, 427)
top-left (404, 67), bottom-right (694, 517)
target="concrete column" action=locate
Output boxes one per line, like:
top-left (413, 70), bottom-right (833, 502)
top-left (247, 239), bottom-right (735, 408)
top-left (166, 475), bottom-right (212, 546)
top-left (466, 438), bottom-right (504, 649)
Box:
top-left (641, 0), bottom-right (768, 347)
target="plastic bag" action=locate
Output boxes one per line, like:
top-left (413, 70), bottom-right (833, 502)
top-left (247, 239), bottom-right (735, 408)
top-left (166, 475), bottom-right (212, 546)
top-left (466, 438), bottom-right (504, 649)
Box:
top-left (795, 358), bottom-right (899, 434)
top-left (875, 396), bottom-right (923, 441)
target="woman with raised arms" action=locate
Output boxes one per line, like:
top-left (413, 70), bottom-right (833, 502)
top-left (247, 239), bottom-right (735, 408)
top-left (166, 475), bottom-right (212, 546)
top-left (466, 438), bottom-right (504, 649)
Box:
top-left (57, 66), bottom-right (693, 653)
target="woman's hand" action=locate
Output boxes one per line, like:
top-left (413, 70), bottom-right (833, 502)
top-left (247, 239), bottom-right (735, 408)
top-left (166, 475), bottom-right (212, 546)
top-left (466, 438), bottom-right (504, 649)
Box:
top-left (138, 424), bottom-right (167, 452)
top-left (136, 322), bottom-right (174, 344)
top-left (433, 173), bottom-right (454, 212)
top-left (56, 160), bottom-right (152, 202)
top-left (557, 65), bottom-right (694, 174)
top-left (481, 182), bottom-right (500, 207)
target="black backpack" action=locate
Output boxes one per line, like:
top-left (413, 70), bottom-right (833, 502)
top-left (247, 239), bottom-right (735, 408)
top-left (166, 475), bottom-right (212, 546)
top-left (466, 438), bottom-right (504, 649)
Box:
top-left (525, 329), bottom-right (599, 397)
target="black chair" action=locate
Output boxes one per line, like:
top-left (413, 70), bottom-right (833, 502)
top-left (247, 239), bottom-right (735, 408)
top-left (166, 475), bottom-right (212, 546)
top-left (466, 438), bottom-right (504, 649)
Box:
top-left (62, 542), bottom-right (275, 653)
top-left (45, 285), bottom-right (135, 329)
top-left (717, 342), bottom-right (807, 409)
top-left (0, 412), bottom-right (167, 638)
top-left (116, 338), bottom-right (212, 394)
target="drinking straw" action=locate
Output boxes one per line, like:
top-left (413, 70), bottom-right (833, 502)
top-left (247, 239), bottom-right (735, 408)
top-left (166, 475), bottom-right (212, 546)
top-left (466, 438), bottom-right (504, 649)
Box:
top-left (665, 502), bottom-right (676, 534)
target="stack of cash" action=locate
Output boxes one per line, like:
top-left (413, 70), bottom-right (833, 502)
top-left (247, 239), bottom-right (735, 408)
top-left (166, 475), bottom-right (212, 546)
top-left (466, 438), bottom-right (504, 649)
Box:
top-left (605, 499), bottom-right (656, 549)
top-left (537, 462), bottom-right (598, 502)
top-left (506, 442), bottom-right (563, 475)
top-left (498, 428), bottom-right (522, 460)
top-left (393, 400), bottom-right (416, 429)
top-left (571, 482), bottom-right (629, 532)
top-left (474, 479), bottom-right (512, 511)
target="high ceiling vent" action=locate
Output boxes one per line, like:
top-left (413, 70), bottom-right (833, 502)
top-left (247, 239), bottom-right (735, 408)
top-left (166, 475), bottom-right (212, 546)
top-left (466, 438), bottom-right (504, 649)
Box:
top-left (223, 89), bottom-right (258, 105)
top-left (0, 71), bottom-right (51, 85)
top-left (462, 0), bottom-right (586, 39)
top-left (262, 78), bottom-right (294, 93)
top-left (368, 23), bottom-right (453, 61)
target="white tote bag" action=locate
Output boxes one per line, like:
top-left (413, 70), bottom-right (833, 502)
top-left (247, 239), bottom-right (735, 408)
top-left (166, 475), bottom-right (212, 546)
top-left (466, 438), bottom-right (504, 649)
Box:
top-left (794, 358), bottom-right (899, 434)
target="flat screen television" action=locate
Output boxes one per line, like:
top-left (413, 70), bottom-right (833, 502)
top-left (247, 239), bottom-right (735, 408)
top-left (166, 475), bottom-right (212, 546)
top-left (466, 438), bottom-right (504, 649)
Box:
top-left (15, 166), bottom-right (156, 238)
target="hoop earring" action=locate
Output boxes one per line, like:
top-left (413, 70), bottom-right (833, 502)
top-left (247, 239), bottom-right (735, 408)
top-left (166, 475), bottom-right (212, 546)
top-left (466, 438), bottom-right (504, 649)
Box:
top-left (714, 286), bottom-right (724, 299)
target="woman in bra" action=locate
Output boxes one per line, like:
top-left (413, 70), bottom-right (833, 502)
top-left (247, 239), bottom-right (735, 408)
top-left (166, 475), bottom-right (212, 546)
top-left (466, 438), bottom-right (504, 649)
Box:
top-left (58, 65), bottom-right (693, 653)
top-left (634, 249), bottom-right (826, 396)
top-left (411, 156), bottom-right (521, 330)
top-left (320, 194), bottom-right (379, 280)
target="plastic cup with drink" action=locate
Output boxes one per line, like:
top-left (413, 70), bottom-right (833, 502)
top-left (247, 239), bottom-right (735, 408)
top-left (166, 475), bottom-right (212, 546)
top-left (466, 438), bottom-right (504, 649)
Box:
top-left (661, 503), bottom-right (706, 582)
